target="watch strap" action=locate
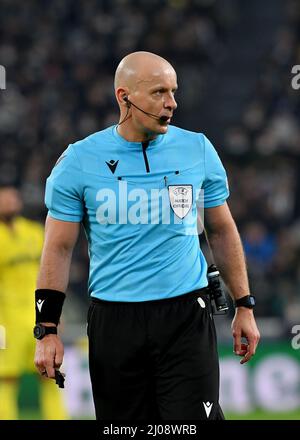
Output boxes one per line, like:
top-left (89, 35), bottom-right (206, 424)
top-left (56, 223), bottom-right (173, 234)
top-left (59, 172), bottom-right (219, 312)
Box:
top-left (235, 295), bottom-right (255, 308)
top-left (44, 326), bottom-right (57, 335)
top-left (34, 324), bottom-right (57, 340)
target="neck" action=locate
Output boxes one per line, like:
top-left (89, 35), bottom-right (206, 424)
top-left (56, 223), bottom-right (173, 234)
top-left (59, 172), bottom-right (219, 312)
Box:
top-left (116, 121), bottom-right (158, 143)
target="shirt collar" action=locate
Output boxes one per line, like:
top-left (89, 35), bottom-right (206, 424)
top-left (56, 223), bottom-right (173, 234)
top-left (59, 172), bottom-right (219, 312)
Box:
top-left (112, 125), bottom-right (164, 148)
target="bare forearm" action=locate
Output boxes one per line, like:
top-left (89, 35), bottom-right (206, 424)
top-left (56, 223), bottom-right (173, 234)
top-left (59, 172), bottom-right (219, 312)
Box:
top-left (206, 223), bottom-right (250, 300)
top-left (36, 216), bottom-right (79, 292)
top-left (37, 246), bottom-right (72, 292)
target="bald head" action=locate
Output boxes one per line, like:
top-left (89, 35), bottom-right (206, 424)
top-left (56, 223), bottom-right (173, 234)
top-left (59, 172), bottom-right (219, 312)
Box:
top-left (114, 51), bottom-right (176, 93)
top-left (114, 51), bottom-right (178, 140)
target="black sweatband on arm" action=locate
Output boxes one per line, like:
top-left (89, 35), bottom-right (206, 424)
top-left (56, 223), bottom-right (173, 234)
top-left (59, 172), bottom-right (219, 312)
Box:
top-left (35, 289), bottom-right (66, 326)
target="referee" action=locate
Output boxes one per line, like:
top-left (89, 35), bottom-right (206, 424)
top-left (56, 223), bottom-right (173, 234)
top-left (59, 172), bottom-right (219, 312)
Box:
top-left (34, 51), bottom-right (260, 420)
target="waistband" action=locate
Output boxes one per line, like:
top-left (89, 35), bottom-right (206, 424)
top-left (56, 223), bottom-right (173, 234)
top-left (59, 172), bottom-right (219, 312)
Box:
top-left (91, 287), bottom-right (209, 307)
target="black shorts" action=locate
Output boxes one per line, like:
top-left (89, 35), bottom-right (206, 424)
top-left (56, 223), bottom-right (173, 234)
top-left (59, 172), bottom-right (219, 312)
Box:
top-left (87, 288), bottom-right (225, 421)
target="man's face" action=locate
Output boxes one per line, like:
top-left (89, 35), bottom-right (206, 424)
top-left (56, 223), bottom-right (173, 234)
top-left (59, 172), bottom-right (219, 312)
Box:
top-left (0, 188), bottom-right (23, 221)
top-left (128, 66), bottom-right (178, 136)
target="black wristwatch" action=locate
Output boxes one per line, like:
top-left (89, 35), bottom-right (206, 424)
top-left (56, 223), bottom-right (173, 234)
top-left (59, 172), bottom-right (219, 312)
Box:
top-left (33, 323), bottom-right (57, 340)
top-left (234, 295), bottom-right (256, 309)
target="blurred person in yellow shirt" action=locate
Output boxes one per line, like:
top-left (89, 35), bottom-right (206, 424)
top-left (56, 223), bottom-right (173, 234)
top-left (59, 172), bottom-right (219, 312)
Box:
top-left (0, 186), bottom-right (68, 419)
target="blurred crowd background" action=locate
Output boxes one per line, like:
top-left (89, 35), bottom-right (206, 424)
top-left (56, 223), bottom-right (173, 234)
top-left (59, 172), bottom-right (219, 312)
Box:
top-left (0, 0), bottom-right (299, 334)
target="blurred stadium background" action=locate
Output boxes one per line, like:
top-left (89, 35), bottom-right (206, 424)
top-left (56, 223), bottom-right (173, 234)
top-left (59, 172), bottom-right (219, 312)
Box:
top-left (0, 0), bottom-right (300, 420)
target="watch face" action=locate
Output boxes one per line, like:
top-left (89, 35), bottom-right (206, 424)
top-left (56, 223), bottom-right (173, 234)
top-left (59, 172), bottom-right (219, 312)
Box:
top-left (249, 296), bottom-right (256, 306)
top-left (34, 325), bottom-right (45, 339)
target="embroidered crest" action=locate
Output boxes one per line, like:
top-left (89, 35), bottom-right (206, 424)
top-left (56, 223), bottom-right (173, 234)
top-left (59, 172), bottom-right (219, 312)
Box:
top-left (168, 185), bottom-right (193, 219)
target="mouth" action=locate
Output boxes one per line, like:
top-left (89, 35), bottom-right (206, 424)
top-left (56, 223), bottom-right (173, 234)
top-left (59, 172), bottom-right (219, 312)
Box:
top-left (159, 115), bottom-right (172, 124)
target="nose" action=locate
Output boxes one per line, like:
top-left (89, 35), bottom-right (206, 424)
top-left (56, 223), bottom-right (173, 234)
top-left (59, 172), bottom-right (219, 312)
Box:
top-left (164, 93), bottom-right (177, 111)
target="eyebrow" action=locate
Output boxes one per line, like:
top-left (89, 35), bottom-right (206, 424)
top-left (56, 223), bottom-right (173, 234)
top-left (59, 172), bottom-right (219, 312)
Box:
top-left (150, 85), bottom-right (178, 91)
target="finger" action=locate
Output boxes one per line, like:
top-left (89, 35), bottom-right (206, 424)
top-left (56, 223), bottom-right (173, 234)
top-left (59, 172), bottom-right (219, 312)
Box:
top-left (233, 331), bottom-right (242, 355)
top-left (37, 367), bottom-right (47, 376)
top-left (45, 361), bottom-right (56, 378)
top-left (45, 367), bottom-right (56, 378)
top-left (236, 343), bottom-right (248, 356)
top-left (35, 359), bottom-right (47, 376)
top-left (43, 344), bottom-right (58, 378)
top-left (240, 339), bottom-right (256, 364)
top-left (54, 347), bottom-right (64, 369)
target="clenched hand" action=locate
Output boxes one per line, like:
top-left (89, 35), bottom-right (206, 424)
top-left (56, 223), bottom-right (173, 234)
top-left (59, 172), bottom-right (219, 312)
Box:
top-left (231, 308), bottom-right (260, 364)
top-left (34, 334), bottom-right (64, 378)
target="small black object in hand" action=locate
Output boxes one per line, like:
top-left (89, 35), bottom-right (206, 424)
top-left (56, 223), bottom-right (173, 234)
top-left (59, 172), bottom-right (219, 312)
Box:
top-left (55, 370), bottom-right (65, 388)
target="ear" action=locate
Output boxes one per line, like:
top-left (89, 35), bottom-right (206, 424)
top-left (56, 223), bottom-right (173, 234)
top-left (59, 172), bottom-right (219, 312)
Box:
top-left (116, 88), bottom-right (129, 106)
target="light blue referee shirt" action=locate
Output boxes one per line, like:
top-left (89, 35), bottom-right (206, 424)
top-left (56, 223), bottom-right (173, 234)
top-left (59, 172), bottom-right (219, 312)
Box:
top-left (45, 125), bottom-right (229, 301)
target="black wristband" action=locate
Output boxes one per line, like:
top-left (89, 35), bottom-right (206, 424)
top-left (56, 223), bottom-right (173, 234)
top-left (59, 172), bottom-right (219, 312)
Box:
top-left (234, 295), bottom-right (256, 309)
top-left (35, 289), bottom-right (66, 326)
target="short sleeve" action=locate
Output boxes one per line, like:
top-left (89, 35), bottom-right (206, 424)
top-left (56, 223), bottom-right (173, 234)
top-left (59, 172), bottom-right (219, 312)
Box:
top-left (45, 144), bottom-right (84, 222)
top-left (201, 134), bottom-right (229, 208)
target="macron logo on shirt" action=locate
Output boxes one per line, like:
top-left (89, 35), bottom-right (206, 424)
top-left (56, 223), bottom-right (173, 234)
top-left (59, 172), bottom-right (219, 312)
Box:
top-left (106, 160), bottom-right (119, 174)
top-left (36, 299), bottom-right (45, 313)
top-left (203, 401), bottom-right (213, 418)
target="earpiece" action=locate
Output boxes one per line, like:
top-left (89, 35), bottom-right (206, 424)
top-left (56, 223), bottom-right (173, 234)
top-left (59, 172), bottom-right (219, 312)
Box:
top-left (123, 96), bottom-right (131, 108)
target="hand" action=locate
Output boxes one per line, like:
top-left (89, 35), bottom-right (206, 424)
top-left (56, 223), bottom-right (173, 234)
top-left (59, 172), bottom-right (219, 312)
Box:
top-left (34, 333), bottom-right (64, 379)
top-left (231, 307), bottom-right (260, 364)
